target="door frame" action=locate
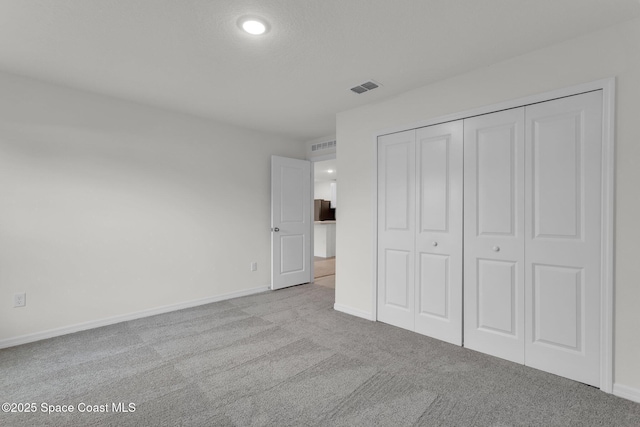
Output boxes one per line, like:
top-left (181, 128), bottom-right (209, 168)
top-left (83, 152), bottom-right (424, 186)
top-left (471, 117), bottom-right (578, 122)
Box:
top-left (309, 152), bottom-right (337, 283)
top-left (371, 78), bottom-right (616, 393)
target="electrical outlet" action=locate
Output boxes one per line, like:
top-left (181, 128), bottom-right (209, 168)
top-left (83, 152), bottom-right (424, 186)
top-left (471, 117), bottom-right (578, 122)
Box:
top-left (14, 292), bottom-right (26, 308)
top-left (250, 262), bottom-right (257, 272)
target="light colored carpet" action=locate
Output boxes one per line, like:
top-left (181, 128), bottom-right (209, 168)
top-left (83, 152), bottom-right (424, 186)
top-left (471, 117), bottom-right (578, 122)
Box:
top-left (314, 256), bottom-right (335, 278)
top-left (1, 283), bottom-right (639, 426)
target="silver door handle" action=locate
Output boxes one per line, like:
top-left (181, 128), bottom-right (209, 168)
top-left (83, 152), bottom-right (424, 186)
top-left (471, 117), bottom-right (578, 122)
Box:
top-left (492, 246), bottom-right (500, 252)
top-left (272, 227), bottom-right (280, 232)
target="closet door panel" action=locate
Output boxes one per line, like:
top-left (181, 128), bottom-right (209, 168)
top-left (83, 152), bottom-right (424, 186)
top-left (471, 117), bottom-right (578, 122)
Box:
top-left (418, 253), bottom-right (449, 317)
top-left (464, 108), bottom-right (525, 364)
top-left (525, 91), bottom-right (602, 387)
top-left (377, 130), bottom-right (416, 331)
top-left (384, 249), bottom-right (412, 308)
top-left (415, 121), bottom-right (463, 345)
top-left (477, 259), bottom-right (517, 335)
top-left (476, 126), bottom-right (516, 236)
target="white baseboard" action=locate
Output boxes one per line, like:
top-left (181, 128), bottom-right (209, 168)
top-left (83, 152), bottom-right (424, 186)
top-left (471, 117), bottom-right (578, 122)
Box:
top-left (334, 303), bottom-right (375, 321)
top-left (0, 285), bottom-right (269, 350)
top-left (613, 383), bottom-right (640, 403)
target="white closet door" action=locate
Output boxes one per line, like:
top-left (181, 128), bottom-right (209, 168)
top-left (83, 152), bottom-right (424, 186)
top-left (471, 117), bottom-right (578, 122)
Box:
top-left (524, 91), bottom-right (602, 387)
top-left (377, 130), bottom-right (416, 331)
top-left (464, 108), bottom-right (526, 363)
top-left (414, 121), bottom-right (463, 345)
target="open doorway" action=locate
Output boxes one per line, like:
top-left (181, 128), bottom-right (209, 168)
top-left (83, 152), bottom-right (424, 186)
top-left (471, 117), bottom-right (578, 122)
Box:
top-left (313, 158), bottom-right (336, 289)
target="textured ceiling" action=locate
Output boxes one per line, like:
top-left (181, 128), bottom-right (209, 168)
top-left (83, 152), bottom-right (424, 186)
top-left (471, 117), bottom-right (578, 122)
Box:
top-left (1, 1), bottom-right (639, 141)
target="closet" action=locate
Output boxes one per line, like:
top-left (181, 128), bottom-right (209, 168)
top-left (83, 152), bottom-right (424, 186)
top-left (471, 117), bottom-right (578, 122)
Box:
top-left (377, 90), bottom-right (604, 387)
top-left (377, 121), bottom-right (463, 345)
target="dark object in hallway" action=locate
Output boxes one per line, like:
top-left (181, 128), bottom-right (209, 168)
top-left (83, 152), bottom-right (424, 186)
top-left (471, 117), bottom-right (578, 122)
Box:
top-left (314, 199), bottom-right (335, 221)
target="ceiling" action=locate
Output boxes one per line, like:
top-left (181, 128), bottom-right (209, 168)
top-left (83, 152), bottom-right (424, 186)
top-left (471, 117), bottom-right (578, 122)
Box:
top-left (315, 159), bottom-right (337, 183)
top-left (1, 1), bottom-right (639, 141)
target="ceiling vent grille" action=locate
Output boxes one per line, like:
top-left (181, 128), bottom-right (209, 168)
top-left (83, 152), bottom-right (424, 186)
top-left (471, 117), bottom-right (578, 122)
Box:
top-left (311, 140), bottom-right (336, 152)
top-left (350, 80), bottom-right (381, 94)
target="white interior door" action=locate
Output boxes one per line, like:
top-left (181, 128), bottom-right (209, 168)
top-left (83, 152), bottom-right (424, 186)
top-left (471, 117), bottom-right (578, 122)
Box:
top-left (377, 130), bottom-right (416, 331)
top-left (464, 108), bottom-right (526, 364)
top-left (414, 121), bottom-right (463, 345)
top-left (524, 91), bottom-right (602, 386)
top-left (271, 155), bottom-right (312, 290)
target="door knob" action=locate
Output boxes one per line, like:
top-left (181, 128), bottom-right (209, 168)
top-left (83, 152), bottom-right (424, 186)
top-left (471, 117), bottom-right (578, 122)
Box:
top-left (492, 246), bottom-right (500, 252)
top-left (273, 227), bottom-right (280, 232)
top-left (432, 242), bottom-right (438, 247)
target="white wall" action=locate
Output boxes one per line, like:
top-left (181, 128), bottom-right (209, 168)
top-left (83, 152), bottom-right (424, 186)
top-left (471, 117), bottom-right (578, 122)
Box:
top-left (0, 71), bottom-right (305, 342)
top-left (314, 181), bottom-right (333, 201)
top-left (336, 18), bottom-right (640, 393)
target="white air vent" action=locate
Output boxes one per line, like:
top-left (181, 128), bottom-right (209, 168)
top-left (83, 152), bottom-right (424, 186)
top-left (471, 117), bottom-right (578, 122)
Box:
top-left (350, 80), bottom-right (381, 94)
top-left (311, 140), bottom-right (336, 152)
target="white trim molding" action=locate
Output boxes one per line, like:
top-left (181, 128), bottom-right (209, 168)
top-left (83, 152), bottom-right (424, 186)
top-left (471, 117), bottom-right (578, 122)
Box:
top-left (613, 383), bottom-right (640, 404)
top-left (334, 303), bottom-right (375, 321)
top-left (599, 77), bottom-right (616, 394)
top-left (0, 285), bottom-right (269, 350)
top-left (371, 78), bottom-right (616, 393)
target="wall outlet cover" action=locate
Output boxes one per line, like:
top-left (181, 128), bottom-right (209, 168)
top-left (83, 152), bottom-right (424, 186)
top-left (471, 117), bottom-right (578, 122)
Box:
top-left (14, 292), bottom-right (26, 308)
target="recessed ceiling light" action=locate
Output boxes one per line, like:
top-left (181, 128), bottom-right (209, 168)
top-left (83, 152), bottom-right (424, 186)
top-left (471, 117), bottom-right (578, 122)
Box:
top-left (327, 170), bottom-right (334, 173)
top-left (239, 17), bottom-right (269, 35)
